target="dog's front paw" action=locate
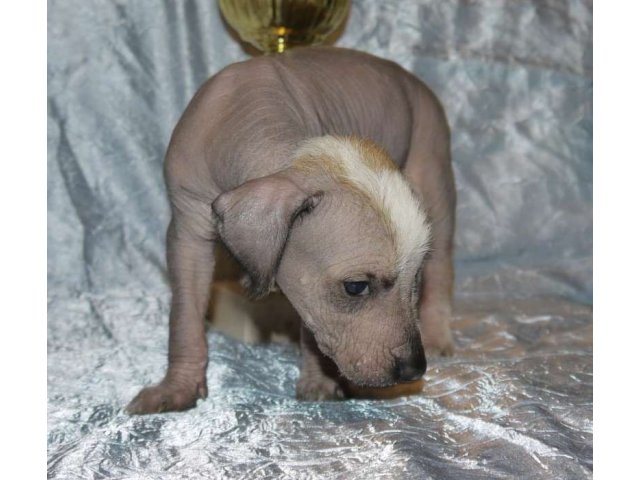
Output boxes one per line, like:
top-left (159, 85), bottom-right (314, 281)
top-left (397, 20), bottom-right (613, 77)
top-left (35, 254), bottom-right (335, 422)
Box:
top-left (421, 306), bottom-right (455, 358)
top-left (126, 376), bottom-right (207, 415)
top-left (296, 375), bottom-right (345, 401)
top-left (423, 334), bottom-right (454, 358)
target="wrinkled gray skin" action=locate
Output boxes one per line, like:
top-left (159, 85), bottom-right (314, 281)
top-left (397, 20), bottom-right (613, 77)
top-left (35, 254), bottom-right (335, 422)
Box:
top-left (127, 47), bottom-right (455, 413)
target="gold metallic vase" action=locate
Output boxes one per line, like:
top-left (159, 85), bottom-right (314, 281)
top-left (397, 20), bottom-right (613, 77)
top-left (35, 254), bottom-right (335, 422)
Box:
top-left (219, 0), bottom-right (351, 54)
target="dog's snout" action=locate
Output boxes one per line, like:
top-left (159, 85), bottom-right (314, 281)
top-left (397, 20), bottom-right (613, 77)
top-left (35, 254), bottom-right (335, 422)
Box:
top-left (393, 348), bottom-right (427, 383)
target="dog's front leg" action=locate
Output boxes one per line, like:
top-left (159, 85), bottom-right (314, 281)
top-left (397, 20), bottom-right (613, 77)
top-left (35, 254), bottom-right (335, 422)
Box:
top-left (296, 325), bottom-right (346, 401)
top-left (127, 215), bottom-right (214, 414)
top-left (420, 253), bottom-right (455, 357)
top-left (403, 91), bottom-right (456, 358)
top-left (409, 168), bottom-right (456, 358)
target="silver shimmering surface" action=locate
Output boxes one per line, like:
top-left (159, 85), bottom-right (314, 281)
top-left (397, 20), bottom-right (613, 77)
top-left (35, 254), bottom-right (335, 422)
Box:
top-left (48, 0), bottom-right (592, 478)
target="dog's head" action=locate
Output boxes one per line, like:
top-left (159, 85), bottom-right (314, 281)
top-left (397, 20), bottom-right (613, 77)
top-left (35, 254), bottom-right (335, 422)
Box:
top-left (212, 136), bottom-right (430, 387)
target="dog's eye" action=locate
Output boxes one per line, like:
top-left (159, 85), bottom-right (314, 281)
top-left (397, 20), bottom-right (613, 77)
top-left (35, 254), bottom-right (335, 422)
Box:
top-left (343, 281), bottom-right (370, 296)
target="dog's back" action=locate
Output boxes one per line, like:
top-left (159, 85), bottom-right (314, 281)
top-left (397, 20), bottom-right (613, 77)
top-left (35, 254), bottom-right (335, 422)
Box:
top-left (164, 47), bottom-right (440, 196)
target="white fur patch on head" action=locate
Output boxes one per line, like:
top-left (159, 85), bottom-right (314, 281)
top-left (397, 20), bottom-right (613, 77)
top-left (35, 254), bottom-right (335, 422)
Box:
top-left (294, 136), bottom-right (431, 270)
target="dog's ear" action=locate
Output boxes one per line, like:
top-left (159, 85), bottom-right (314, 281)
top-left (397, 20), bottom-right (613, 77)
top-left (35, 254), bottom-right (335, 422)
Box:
top-left (212, 170), bottom-right (322, 298)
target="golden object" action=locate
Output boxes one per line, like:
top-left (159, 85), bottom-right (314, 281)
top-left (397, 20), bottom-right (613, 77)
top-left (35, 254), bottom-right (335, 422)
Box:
top-left (219, 0), bottom-right (350, 54)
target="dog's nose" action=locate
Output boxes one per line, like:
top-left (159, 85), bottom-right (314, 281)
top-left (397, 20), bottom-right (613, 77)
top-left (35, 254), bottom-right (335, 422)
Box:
top-left (393, 349), bottom-right (427, 383)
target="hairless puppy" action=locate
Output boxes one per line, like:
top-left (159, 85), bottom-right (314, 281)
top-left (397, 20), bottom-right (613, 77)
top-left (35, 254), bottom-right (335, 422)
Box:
top-left (127, 47), bottom-right (455, 413)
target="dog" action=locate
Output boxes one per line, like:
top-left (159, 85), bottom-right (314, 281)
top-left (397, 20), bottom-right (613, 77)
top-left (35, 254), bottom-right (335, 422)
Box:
top-left (127, 47), bottom-right (455, 413)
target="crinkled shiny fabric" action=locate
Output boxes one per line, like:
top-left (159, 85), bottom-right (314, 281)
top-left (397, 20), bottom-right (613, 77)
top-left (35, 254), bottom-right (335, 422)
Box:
top-left (48, 0), bottom-right (592, 478)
